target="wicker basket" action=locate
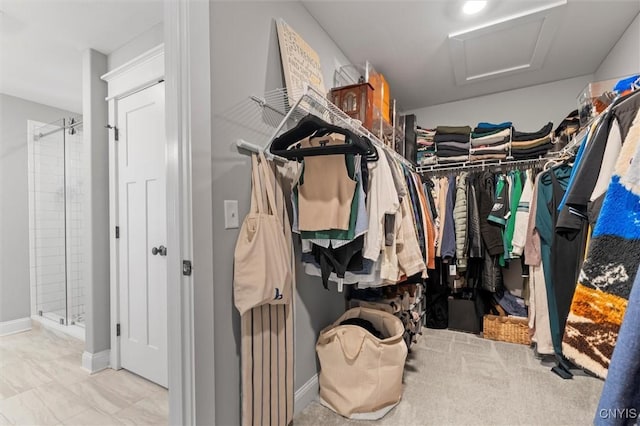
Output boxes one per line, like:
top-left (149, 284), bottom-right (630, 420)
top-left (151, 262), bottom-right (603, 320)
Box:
top-left (483, 315), bottom-right (531, 345)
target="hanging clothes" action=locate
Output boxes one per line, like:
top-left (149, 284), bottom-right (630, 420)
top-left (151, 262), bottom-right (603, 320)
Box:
top-left (363, 146), bottom-right (400, 262)
top-left (297, 134), bottom-right (357, 232)
top-left (477, 171), bottom-right (504, 256)
top-left (512, 169), bottom-right (534, 257)
top-left (440, 177), bottom-right (457, 261)
top-left (525, 171), bottom-right (554, 355)
top-left (595, 264), bottom-right (640, 426)
top-left (535, 165), bottom-right (575, 357)
top-left (563, 108), bottom-right (640, 379)
top-left (505, 170), bottom-right (523, 259)
top-left (454, 172), bottom-right (469, 271)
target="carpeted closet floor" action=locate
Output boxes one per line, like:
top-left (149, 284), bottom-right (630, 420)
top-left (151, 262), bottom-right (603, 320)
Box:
top-left (294, 328), bottom-right (604, 425)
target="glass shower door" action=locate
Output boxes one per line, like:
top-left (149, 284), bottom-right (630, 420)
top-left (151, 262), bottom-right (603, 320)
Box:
top-left (30, 120), bottom-right (68, 324)
top-left (28, 118), bottom-right (84, 327)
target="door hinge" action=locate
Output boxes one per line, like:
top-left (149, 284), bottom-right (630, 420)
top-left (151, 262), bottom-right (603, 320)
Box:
top-left (105, 124), bottom-right (119, 141)
top-left (115, 226), bottom-right (120, 239)
top-left (116, 323), bottom-right (121, 337)
top-left (182, 260), bottom-right (192, 276)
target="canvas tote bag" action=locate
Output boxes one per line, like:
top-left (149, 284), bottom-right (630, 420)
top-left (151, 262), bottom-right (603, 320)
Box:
top-left (240, 159), bottom-right (294, 426)
top-left (234, 152), bottom-right (292, 315)
top-left (316, 307), bottom-right (408, 419)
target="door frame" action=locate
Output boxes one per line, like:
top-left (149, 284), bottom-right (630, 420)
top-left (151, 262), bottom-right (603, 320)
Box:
top-left (102, 1), bottom-right (211, 423)
top-left (102, 43), bottom-right (166, 373)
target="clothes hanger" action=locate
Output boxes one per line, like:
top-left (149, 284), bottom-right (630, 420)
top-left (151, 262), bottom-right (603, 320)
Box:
top-left (269, 114), bottom-right (379, 161)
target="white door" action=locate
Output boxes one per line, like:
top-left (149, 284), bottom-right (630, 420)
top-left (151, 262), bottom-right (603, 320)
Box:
top-left (116, 82), bottom-right (168, 387)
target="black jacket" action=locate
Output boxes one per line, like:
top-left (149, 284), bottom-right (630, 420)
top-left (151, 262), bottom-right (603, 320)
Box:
top-left (466, 174), bottom-right (484, 259)
top-left (476, 171), bottom-right (504, 256)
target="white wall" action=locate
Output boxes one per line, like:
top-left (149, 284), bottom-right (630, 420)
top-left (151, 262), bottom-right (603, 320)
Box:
top-left (82, 49), bottom-right (110, 355)
top-left (107, 23), bottom-right (163, 72)
top-left (407, 75), bottom-right (594, 131)
top-left (0, 94), bottom-right (80, 323)
top-left (594, 12), bottom-right (640, 81)
top-left (209, 2), bottom-right (351, 424)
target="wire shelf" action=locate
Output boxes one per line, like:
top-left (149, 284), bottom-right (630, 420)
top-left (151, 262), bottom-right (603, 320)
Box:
top-left (416, 157), bottom-right (550, 176)
top-left (236, 85), bottom-right (415, 170)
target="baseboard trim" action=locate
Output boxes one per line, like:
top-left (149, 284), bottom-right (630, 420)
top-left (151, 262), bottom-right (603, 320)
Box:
top-left (0, 317), bottom-right (32, 336)
top-left (294, 373), bottom-right (319, 416)
top-left (82, 350), bottom-right (111, 373)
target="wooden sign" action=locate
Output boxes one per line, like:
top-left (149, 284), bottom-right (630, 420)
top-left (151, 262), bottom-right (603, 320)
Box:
top-left (276, 18), bottom-right (326, 104)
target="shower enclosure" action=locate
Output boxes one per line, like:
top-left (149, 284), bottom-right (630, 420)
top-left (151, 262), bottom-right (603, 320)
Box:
top-left (27, 117), bottom-right (85, 332)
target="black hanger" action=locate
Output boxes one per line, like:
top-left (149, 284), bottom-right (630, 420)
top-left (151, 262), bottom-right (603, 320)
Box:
top-left (269, 114), bottom-right (379, 161)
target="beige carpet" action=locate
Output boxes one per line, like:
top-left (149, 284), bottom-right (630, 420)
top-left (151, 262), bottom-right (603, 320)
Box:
top-left (294, 328), bottom-right (604, 425)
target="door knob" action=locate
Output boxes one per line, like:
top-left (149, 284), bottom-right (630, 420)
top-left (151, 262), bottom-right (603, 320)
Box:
top-left (152, 245), bottom-right (167, 256)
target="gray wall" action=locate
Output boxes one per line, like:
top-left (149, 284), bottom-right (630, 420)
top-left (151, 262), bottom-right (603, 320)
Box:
top-left (107, 23), bottom-right (164, 72)
top-left (0, 94), bottom-right (80, 323)
top-left (209, 2), bottom-right (350, 424)
top-left (82, 49), bottom-right (110, 354)
top-left (594, 12), bottom-right (640, 81)
top-left (407, 74), bottom-right (594, 130)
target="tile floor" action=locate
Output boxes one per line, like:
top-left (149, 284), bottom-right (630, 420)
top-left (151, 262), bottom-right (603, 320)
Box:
top-left (0, 321), bottom-right (168, 425)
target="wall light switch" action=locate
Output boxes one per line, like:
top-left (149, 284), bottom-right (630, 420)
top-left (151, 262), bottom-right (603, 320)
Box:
top-left (224, 200), bottom-right (239, 229)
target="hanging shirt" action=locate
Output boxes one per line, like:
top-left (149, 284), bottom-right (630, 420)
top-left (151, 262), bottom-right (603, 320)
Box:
top-left (297, 134), bottom-right (357, 231)
top-left (362, 147), bottom-right (400, 262)
top-left (488, 174), bottom-right (511, 266)
top-left (505, 170), bottom-right (523, 258)
top-left (512, 170), bottom-right (533, 257)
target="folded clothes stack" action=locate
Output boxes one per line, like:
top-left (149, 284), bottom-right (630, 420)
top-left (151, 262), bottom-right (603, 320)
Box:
top-left (416, 127), bottom-right (437, 166)
top-left (434, 125), bottom-right (471, 162)
top-left (510, 122), bottom-right (554, 159)
top-left (469, 122), bottom-right (512, 161)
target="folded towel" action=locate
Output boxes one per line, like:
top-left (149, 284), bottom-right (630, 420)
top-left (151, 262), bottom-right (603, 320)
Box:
top-left (436, 147), bottom-right (470, 158)
top-left (436, 141), bottom-right (471, 151)
top-left (511, 144), bottom-right (552, 159)
top-left (510, 135), bottom-right (552, 149)
top-left (470, 128), bottom-right (512, 147)
top-left (469, 142), bottom-right (510, 155)
top-left (476, 121), bottom-right (512, 130)
top-left (470, 153), bottom-right (508, 162)
top-left (434, 133), bottom-right (470, 143)
top-left (435, 125), bottom-right (472, 135)
top-left (436, 155), bottom-right (470, 163)
top-left (471, 128), bottom-right (509, 138)
top-left (512, 122), bottom-right (553, 141)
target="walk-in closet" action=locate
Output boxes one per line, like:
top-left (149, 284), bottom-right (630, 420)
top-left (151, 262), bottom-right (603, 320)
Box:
top-left (1, 1), bottom-right (639, 426)
top-left (220, 1), bottom-right (640, 425)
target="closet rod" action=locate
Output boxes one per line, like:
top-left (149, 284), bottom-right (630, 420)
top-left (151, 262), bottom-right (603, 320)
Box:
top-left (236, 139), bottom-right (287, 163)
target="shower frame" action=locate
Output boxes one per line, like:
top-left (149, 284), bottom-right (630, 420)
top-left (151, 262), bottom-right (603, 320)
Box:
top-left (27, 117), bottom-right (85, 335)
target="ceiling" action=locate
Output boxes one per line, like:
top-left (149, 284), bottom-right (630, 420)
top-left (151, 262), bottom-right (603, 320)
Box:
top-left (0, 0), bottom-right (163, 113)
top-left (1, 1), bottom-right (637, 114)
top-left (302, 0), bottom-right (640, 110)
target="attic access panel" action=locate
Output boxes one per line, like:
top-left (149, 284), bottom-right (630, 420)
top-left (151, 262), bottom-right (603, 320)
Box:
top-left (449, 0), bottom-right (566, 85)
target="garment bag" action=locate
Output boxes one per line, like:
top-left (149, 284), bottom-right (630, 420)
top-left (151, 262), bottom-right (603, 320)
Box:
top-left (237, 155), bottom-right (294, 426)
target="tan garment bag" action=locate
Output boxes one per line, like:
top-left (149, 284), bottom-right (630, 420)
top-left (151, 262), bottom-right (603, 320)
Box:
top-left (240, 157), bottom-right (294, 426)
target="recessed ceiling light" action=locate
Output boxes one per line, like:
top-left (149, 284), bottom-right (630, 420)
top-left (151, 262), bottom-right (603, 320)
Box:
top-left (462, 1), bottom-right (487, 15)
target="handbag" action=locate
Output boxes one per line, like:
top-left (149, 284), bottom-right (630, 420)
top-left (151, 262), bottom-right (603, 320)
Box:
top-left (234, 152), bottom-right (292, 315)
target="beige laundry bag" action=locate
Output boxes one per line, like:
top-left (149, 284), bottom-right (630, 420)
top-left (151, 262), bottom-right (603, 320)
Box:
top-left (316, 307), bottom-right (408, 419)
